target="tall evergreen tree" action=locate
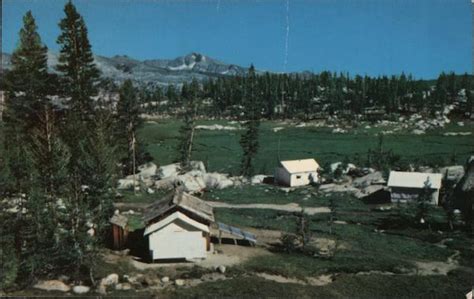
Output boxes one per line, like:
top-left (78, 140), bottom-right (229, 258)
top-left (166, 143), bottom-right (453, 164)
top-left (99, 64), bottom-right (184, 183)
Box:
top-left (54, 1), bottom-right (115, 280)
top-left (56, 1), bottom-right (100, 117)
top-left (239, 65), bottom-right (261, 177)
top-left (0, 11), bottom-right (70, 285)
top-left (115, 79), bottom-right (143, 175)
top-left (3, 11), bottom-right (50, 195)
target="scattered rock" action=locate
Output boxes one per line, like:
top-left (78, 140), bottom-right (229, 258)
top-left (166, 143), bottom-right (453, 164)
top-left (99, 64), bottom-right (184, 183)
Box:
top-left (72, 285), bottom-right (90, 294)
top-left (352, 171), bottom-right (385, 188)
top-left (273, 127), bottom-right (284, 132)
top-left (175, 279), bottom-right (185, 286)
top-left (195, 124), bottom-right (239, 131)
top-left (101, 273), bottom-right (119, 287)
top-left (440, 165), bottom-right (465, 182)
top-left (217, 265), bottom-right (226, 274)
top-left (117, 178), bottom-right (138, 190)
top-left (412, 129), bottom-right (425, 135)
top-left (137, 162), bottom-right (157, 178)
top-left (251, 175), bottom-right (267, 185)
top-left (161, 276), bottom-right (170, 283)
top-left (330, 162), bottom-right (357, 174)
top-left (154, 177), bottom-right (176, 190)
top-left (157, 163), bottom-right (181, 179)
top-left (332, 128), bottom-right (347, 134)
top-left (443, 132), bottom-right (472, 136)
top-left (319, 183), bottom-right (359, 195)
top-left (34, 280), bottom-right (71, 292)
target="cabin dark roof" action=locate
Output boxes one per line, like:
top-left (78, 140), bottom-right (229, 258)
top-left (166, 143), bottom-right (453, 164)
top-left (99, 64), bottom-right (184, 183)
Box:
top-left (143, 189), bottom-right (215, 224)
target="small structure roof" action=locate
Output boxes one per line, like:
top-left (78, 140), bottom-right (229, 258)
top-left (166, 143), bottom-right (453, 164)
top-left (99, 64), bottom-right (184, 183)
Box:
top-left (387, 171), bottom-right (442, 189)
top-left (110, 214), bottom-right (128, 229)
top-left (217, 222), bottom-right (257, 244)
top-left (144, 211), bottom-right (209, 236)
top-left (280, 159), bottom-right (320, 174)
top-left (143, 189), bottom-right (215, 224)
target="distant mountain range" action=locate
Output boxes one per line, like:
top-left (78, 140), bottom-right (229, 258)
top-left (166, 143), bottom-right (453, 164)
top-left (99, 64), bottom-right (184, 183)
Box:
top-left (1, 51), bottom-right (249, 87)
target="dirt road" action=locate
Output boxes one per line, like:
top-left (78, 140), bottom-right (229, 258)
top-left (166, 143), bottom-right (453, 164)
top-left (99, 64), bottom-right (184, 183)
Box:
top-left (206, 201), bottom-right (330, 215)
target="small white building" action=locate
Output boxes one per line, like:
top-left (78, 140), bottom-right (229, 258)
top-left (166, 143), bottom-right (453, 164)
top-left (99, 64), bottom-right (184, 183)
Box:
top-left (275, 159), bottom-right (320, 187)
top-left (142, 189), bottom-right (214, 261)
top-left (387, 171), bottom-right (443, 205)
top-left (144, 211), bottom-right (210, 261)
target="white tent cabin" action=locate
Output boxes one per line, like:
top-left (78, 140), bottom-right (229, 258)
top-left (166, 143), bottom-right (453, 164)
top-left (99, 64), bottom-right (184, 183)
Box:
top-left (142, 189), bottom-right (214, 261)
top-left (387, 171), bottom-right (443, 205)
top-left (144, 211), bottom-right (210, 261)
top-left (275, 159), bottom-right (320, 187)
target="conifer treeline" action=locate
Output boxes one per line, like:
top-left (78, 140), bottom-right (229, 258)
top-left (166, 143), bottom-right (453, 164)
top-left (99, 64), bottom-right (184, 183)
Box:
top-left (0, 2), bottom-right (139, 288)
top-left (141, 71), bottom-right (473, 120)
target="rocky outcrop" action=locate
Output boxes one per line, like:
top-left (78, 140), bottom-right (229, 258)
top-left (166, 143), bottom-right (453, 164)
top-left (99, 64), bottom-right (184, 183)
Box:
top-left (33, 280), bottom-right (71, 292)
top-left (352, 172), bottom-right (385, 188)
top-left (72, 285), bottom-right (90, 294)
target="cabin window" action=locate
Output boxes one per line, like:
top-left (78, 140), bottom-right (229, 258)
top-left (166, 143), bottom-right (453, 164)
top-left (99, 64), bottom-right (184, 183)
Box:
top-left (296, 175), bottom-right (301, 179)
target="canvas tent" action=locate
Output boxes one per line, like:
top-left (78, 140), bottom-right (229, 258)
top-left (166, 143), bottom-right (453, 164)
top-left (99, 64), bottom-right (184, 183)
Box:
top-left (144, 211), bottom-right (210, 260)
top-left (275, 159), bottom-right (320, 187)
top-left (387, 171), bottom-right (443, 205)
top-left (142, 189), bottom-right (214, 261)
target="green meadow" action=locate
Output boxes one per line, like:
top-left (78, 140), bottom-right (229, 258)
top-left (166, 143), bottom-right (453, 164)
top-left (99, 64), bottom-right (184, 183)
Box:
top-left (140, 119), bottom-right (474, 175)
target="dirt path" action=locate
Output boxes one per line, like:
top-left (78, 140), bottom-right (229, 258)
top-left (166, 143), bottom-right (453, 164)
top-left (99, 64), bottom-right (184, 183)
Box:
top-left (130, 244), bottom-right (271, 271)
top-left (256, 273), bottom-right (333, 286)
top-left (206, 201), bottom-right (330, 215)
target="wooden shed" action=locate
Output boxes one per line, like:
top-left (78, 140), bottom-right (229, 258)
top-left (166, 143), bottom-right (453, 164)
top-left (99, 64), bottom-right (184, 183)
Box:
top-left (110, 214), bottom-right (129, 249)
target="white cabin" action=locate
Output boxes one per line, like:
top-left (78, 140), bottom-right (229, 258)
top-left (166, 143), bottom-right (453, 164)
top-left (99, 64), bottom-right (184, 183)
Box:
top-left (275, 159), bottom-right (320, 187)
top-left (387, 171), bottom-right (443, 205)
top-left (142, 190), bottom-right (214, 261)
top-left (144, 211), bottom-right (210, 261)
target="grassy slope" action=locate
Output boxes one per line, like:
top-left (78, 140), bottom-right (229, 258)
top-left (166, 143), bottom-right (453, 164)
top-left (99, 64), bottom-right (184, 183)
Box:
top-left (140, 119), bottom-right (474, 175)
top-left (167, 271), bottom-right (471, 299)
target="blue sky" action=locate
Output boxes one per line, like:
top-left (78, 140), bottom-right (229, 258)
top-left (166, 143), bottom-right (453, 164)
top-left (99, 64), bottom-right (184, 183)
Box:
top-left (2, 0), bottom-right (472, 79)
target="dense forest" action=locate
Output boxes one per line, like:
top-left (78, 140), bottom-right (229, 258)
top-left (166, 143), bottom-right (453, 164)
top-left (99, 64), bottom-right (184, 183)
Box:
top-left (136, 71), bottom-right (473, 120)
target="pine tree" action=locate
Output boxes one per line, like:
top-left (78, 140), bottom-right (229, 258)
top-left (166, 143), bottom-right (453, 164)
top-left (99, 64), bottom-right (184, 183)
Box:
top-left (177, 79), bottom-right (199, 170)
top-left (240, 65), bottom-right (261, 177)
top-left (56, 1), bottom-right (100, 118)
top-left (0, 11), bottom-right (70, 284)
top-left (55, 1), bottom-right (114, 280)
top-left (115, 79), bottom-right (143, 175)
top-left (3, 11), bottom-right (50, 195)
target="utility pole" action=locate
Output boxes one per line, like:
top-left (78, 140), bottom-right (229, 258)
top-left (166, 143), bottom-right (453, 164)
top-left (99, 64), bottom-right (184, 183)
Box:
top-left (130, 123), bottom-right (137, 195)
